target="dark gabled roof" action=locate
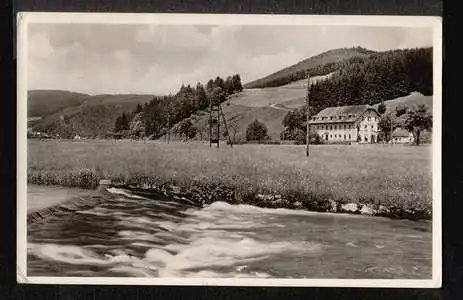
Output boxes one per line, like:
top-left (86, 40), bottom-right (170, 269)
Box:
top-left (309, 104), bottom-right (379, 124)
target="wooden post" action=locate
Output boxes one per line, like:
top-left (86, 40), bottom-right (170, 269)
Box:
top-left (306, 75), bottom-right (310, 157)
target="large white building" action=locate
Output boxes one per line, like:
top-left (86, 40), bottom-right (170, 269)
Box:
top-left (309, 104), bottom-right (381, 143)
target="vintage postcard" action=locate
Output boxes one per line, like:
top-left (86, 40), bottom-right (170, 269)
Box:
top-left (17, 13), bottom-right (442, 287)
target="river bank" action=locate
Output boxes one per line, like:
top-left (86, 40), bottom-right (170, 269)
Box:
top-left (26, 178), bottom-right (431, 221)
top-left (27, 140), bottom-right (433, 221)
top-left (116, 181), bottom-right (431, 220)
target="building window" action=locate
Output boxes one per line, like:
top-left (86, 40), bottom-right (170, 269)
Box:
top-left (339, 116), bottom-right (342, 120)
top-left (371, 125), bottom-right (374, 129)
top-left (368, 117), bottom-right (371, 121)
top-left (364, 136), bottom-right (368, 142)
top-left (334, 134), bottom-right (337, 138)
top-left (344, 134), bottom-right (346, 140)
top-left (330, 125), bottom-right (332, 130)
top-left (349, 134), bottom-right (351, 140)
top-left (330, 134), bottom-right (332, 138)
top-left (364, 125), bottom-right (367, 129)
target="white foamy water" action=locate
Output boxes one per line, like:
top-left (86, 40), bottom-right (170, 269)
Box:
top-left (27, 186), bottom-right (432, 279)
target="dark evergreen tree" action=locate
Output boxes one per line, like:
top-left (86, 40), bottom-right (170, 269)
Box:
top-left (134, 103), bottom-right (143, 114)
top-left (232, 74), bottom-right (243, 92)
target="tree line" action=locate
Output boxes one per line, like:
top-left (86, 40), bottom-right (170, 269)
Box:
top-left (309, 47), bottom-right (432, 113)
top-left (279, 106), bottom-right (324, 145)
top-left (244, 46), bottom-right (374, 89)
top-left (246, 47), bottom-right (432, 116)
top-left (245, 57), bottom-right (360, 89)
top-left (113, 74), bottom-right (243, 140)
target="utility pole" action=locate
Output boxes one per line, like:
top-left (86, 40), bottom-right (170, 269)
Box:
top-left (306, 74), bottom-right (310, 157)
top-left (166, 112), bottom-right (170, 144)
top-left (209, 96), bottom-right (213, 148)
top-left (217, 105), bottom-right (220, 148)
top-left (390, 117), bottom-right (393, 145)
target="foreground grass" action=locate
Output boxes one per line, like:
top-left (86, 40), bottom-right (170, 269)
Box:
top-left (27, 139), bottom-right (433, 219)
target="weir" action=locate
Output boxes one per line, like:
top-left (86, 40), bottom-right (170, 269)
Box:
top-left (27, 179), bottom-right (112, 225)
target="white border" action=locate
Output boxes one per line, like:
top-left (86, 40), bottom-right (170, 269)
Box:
top-left (17, 12), bottom-right (442, 287)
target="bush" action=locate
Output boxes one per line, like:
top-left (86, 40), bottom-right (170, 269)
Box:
top-left (280, 129), bottom-right (324, 145)
top-left (310, 132), bottom-right (324, 145)
top-left (246, 119), bottom-right (268, 141)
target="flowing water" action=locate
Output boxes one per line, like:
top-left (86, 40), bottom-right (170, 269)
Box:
top-left (27, 185), bottom-right (432, 279)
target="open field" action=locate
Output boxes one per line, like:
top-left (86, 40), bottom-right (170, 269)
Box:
top-left (229, 74), bottom-right (331, 109)
top-left (27, 139), bottom-right (433, 218)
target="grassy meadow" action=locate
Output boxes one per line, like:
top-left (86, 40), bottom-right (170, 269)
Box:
top-left (27, 139), bottom-right (433, 217)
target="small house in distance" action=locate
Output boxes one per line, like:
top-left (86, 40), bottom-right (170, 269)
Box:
top-left (392, 128), bottom-right (414, 144)
top-left (309, 105), bottom-right (380, 143)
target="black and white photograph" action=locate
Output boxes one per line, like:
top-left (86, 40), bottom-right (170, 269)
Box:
top-left (17, 13), bottom-right (442, 287)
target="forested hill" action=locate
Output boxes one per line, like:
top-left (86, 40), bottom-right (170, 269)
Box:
top-left (244, 47), bottom-right (376, 89)
top-left (28, 91), bottom-right (154, 138)
top-left (309, 47), bottom-right (432, 113)
top-left (28, 90), bottom-right (89, 117)
top-left (28, 74), bottom-right (244, 139)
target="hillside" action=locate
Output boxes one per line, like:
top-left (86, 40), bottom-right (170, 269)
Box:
top-left (309, 47), bottom-right (433, 113)
top-left (28, 90), bottom-right (154, 118)
top-left (373, 92), bottom-right (433, 113)
top-left (176, 78), bottom-right (432, 143)
top-left (166, 76), bottom-right (330, 142)
top-left (28, 90), bottom-right (154, 137)
top-left (28, 90), bottom-right (89, 117)
top-left (244, 47), bottom-right (375, 89)
top-left (230, 73), bottom-right (333, 109)
top-left (188, 104), bottom-right (288, 142)
top-left (29, 46), bottom-right (432, 141)
top-left (168, 46), bottom-right (433, 143)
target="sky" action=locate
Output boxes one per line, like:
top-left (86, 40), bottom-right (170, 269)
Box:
top-left (27, 24), bottom-right (433, 95)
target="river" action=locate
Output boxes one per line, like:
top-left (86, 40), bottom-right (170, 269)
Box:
top-left (27, 185), bottom-right (432, 279)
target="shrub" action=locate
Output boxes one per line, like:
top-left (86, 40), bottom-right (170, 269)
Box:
top-left (310, 132), bottom-right (324, 145)
top-left (281, 129), bottom-right (324, 145)
top-left (246, 119), bottom-right (268, 141)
